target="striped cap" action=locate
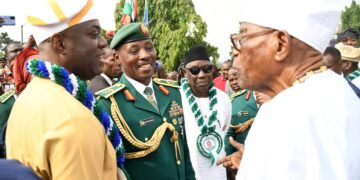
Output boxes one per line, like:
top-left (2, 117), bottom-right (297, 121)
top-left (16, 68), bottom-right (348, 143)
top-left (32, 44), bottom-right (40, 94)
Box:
top-left (26, 0), bottom-right (97, 44)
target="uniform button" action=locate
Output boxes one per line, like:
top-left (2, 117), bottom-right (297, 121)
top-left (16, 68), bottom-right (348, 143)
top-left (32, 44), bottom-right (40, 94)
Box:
top-left (163, 117), bottom-right (167, 122)
top-left (145, 137), bottom-right (148, 141)
top-left (177, 160), bottom-right (181, 165)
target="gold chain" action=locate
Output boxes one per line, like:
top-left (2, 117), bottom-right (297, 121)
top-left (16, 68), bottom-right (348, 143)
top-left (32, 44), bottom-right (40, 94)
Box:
top-left (110, 96), bottom-right (182, 163)
top-left (293, 66), bottom-right (327, 85)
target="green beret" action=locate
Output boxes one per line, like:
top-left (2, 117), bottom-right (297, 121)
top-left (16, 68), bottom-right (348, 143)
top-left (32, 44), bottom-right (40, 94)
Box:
top-left (110, 23), bottom-right (152, 49)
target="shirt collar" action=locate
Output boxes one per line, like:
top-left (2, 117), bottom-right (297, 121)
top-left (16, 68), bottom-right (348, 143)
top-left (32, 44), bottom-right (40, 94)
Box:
top-left (123, 73), bottom-right (154, 95)
top-left (100, 73), bottom-right (113, 86)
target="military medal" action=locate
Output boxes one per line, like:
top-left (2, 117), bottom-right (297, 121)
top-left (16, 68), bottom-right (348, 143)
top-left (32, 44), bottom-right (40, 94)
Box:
top-left (181, 78), bottom-right (222, 165)
top-left (196, 131), bottom-right (223, 158)
top-left (168, 101), bottom-right (183, 118)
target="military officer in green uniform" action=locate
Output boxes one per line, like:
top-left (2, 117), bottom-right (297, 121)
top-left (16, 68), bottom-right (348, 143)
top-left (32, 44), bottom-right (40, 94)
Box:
top-left (225, 89), bottom-right (258, 156)
top-left (0, 90), bottom-right (16, 158)
top-left (224, 89), bottom-right (259, 180)
top-left (97, 23), bottom-right (195, 180)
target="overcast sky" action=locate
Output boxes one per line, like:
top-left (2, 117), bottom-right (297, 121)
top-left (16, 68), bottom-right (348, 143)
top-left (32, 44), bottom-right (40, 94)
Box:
top-left (0, 0), bottom-right (357, 62)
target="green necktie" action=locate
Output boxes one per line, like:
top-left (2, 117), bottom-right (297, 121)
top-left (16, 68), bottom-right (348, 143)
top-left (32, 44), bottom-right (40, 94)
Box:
top-left (144, 87), bottom-right (159, 111)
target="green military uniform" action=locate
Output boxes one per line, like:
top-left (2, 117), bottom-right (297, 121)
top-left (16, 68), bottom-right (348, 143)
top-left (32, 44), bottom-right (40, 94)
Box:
top-left (0, 90), bottom-right (16, 133)
top-left (97, 76), bottom-right (195, 180)
top-left (0, 90), bottom-right (16, 158)
top-left (225, 89), bottom-right (258, 155)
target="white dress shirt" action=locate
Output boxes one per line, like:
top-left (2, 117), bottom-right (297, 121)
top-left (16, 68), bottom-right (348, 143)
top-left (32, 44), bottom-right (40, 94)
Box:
top-left (123, 73), bottom-right (157, 104)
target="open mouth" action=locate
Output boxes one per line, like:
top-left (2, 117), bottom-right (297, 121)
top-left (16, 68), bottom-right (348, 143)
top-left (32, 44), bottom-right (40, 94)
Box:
top-left (138, 63), bottom-right (153, 71)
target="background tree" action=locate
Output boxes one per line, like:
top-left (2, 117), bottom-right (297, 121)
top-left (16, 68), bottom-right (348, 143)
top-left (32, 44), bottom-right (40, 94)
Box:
top-left (340, 0), bottom-right (360, 46)
top-left (114, 0), bottom-right (219, 71)
top-left (0, 32), bottom-right (20, 50)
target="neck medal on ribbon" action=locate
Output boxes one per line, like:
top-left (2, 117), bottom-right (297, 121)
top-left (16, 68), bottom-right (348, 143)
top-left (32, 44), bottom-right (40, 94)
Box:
top-left (181, 78), bottom-right (223, 165)
top-left (26, 59), bottom-right (125, 168)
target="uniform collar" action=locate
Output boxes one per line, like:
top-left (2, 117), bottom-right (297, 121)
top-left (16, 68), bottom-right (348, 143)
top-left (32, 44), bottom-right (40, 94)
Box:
top-left (123, 73), bottom-right (154, 97)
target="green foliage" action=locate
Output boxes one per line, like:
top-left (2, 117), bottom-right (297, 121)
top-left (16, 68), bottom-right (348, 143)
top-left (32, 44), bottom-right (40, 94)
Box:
top-left (100, 29), bottom-right (113, 45)
top-left (340, 0), bottom-right (360, 45)
top-left (0, 50), bottom-right (4, 59)
top-left (114, 0), bottom-right (219, 71)
top-left (0, 32), bottom-right (19, 51)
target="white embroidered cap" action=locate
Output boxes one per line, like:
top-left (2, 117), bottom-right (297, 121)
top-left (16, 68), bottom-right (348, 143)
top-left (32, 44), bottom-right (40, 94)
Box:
top-left (26, 0), bottom-right (97, 44)
top-left (237, 0), bottom-right (340, 53)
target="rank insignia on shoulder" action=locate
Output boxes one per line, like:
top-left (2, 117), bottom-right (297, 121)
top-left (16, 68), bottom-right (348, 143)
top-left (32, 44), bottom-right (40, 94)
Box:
top-left (124, 89), bottom-right (135, 101)
top-left (245, 91), bottom-right (252, 100)
top-left (230, 89), bottom-right (246, 101)
top-left (158, 85), bottom-right (170, 96)
top-left (153, 78), bottom-right (180, 88)
top-left (95, 83), bottom-right (125, 99)
top-left (0, 90), bottom-right (15, 104)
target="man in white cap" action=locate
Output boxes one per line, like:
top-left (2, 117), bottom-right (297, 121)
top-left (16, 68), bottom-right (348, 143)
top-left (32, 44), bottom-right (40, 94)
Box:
top-left (217, 0), bottom-right (360, 179)
top-left (6, 0), bottom-right (124, 179)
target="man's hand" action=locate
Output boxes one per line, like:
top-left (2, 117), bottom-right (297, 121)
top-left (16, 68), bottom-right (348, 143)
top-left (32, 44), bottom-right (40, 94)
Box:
top-left (216, 137), bottom-right (244, 171)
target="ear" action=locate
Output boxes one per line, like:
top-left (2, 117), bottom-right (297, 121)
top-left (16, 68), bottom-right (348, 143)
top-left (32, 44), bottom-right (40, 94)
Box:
top-left (273, 30), bottom-right (291, 62)
top-left (181, 68), bottom-right (190, 79)
top-left (50, 33), bottom-right (66, 54)
top-left (113, 52), bottom-right (120, 62)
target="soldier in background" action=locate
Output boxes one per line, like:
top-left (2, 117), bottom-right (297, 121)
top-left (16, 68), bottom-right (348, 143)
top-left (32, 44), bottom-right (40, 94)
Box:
top-left (89, 46), bottom-right (122, 94)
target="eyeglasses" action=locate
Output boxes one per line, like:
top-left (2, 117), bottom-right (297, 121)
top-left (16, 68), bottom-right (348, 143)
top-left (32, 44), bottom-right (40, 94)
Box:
top-left (231, 29), bottom-right (275, 51)
top-left (183, 64), bottom-right (214, 75)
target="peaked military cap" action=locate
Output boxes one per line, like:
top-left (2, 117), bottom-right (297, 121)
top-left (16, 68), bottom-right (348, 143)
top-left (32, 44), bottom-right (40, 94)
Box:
top-left (110, 22), bottom-right (151, 49)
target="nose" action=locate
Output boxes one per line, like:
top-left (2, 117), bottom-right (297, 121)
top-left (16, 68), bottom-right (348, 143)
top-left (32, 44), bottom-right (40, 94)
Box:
top-left (345, 39), bottom-right (354, 46)
top-left (139, 48), bottom-right (151, 60)
top-left (98, 37), bottom-right (107, 49)
top-left (233, 53), bottom-right (241, 69)
top-left (197, 69), bottom-right (207, 78)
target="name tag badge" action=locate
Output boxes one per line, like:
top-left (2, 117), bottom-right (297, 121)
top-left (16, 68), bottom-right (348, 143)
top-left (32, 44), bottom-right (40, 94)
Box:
top-left (238, 111), bottom-right (249, 117)
top-left (139, 117), bottom-right (155, 127)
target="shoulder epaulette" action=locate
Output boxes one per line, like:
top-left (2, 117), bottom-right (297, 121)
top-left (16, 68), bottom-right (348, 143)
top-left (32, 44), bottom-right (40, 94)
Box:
top-left (0, 90), bottom-right (15, 104)
top-left (95, 83), bottom-right (126, 99)
top-left (230, 89), bottom-right (246, 101)
top-left (153, 78), bottom-right (180, 88)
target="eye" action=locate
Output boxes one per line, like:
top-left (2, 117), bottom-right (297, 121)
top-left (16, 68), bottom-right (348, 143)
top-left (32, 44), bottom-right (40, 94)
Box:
top-left (129, 48), bottom-right (139, 55)
top-left (91, 30), bottom-right (100, 38)
top-left (145, 44), bottom-right (154, 51)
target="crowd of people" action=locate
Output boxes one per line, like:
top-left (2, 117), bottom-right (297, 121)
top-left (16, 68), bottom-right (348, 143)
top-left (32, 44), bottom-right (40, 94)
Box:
top-left (0, 0), bottom-right (360, 179)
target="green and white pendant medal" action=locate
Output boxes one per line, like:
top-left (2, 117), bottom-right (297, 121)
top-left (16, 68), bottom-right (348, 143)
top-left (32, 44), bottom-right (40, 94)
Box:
top-left (181, 78), bottom-right (223, 165)
top-left (196, 131), bottom-right (223, 159)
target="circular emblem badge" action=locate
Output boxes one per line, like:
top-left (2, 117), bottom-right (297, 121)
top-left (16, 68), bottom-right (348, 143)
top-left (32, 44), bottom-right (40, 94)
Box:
top-left (196, 131), bottom-right (223, 158)
top-left (141, 23), bottom-right (149, 36)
